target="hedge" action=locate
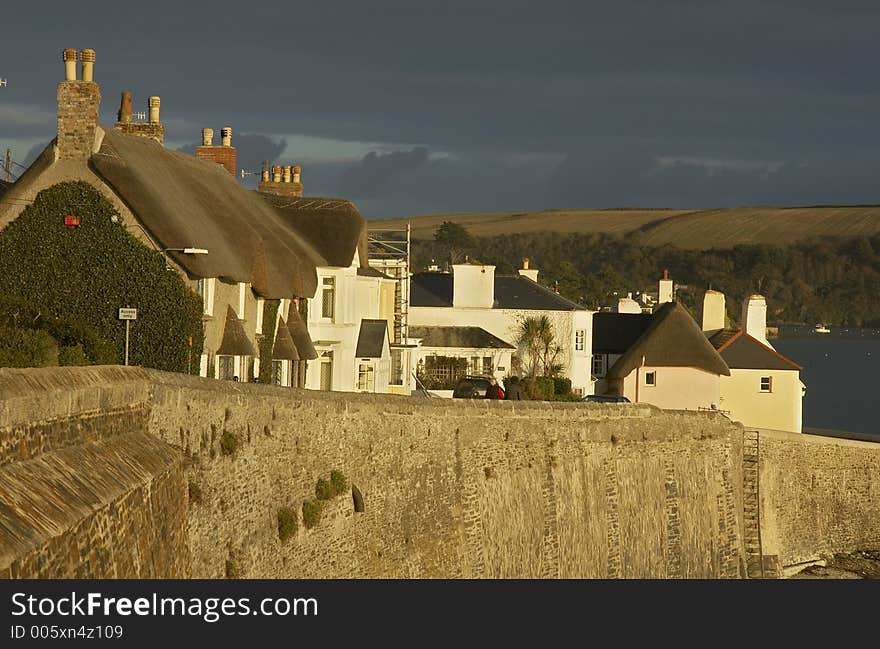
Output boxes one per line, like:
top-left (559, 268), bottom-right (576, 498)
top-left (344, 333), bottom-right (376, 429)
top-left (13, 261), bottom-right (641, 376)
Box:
top-left (0, 181), bottom-right (204, 371)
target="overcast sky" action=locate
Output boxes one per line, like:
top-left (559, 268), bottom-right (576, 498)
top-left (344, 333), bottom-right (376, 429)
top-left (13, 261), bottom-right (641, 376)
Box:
top-left (3, 1), bottom-right (880, 218)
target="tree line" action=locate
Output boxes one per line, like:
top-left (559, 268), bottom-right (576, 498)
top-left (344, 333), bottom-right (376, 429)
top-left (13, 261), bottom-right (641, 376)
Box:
top-left (419, 222), bottom-right (880, 327)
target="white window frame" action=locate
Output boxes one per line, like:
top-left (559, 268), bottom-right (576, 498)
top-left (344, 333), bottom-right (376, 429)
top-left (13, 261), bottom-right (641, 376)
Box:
top-left (760, 376), bottom-right (773, 393)
top-left (390, 349), bottom-right (404, 386)
top-left (575, 329), bottom-right (586, 352)
top-left (644, 371), bottom-right (656, 386)
top-left (592, 354), bottom-right (606, 377)
top-left (357, 361), bottom-right (375, 392)
top-left (197, 277), bottom-right (215, 317)
top-left (321, 276), bottom-right (336, 322)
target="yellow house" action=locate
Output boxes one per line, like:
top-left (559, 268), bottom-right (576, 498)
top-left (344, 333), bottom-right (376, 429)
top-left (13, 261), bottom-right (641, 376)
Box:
top-left (708, 329), bottom-right (803, 433)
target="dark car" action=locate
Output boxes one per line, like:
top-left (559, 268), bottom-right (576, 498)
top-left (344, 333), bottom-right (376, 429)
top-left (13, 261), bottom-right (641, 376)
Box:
top-left (452, 375), bottom-right (493, 399)
top-left (582, 394), bottom-right (631, 403)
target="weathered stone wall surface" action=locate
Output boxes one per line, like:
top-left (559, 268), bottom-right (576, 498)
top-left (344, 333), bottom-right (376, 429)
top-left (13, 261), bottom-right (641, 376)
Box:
top-left (147, 370), bottom-right (744, 578)
top-left (758, 429), bottom-right (880, 573)
top-left (2, 367), bottom-right (877, 579)
top-left (0, 367), bottom-right (187, 578)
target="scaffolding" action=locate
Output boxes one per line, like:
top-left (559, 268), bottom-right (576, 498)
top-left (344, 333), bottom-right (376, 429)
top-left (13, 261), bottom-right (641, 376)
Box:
top-left (367, 223), bottom-right (411, 345)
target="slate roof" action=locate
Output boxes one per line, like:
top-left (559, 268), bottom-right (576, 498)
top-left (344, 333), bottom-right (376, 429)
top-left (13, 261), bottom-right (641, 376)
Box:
top-left (708, 328), bottom-right (801, 370)
top-left (357, 266), bottom-right (393, 279)
top-left (272, 317), bottom-right (299, 361)
top-left (410, 272), bottom-right (584, 311)
top-left (355, 319), bottom-right (389, 358)
top-left (409, 326), bottom-right (515, 349)
top-left (592, 312), bottom-right (654, 354)
top-left (607, 302), bottom-right (730, 379)
top-left (89, 129), bottom-right (327, 299)
top-left (216, 305), bottom-right (257, 356)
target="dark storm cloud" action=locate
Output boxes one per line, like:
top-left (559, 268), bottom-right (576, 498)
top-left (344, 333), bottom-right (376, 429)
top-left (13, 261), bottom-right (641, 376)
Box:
top-left (338, 148), bottom-right (430, 198)
top-left (4, 1), bottom-right (880, 216)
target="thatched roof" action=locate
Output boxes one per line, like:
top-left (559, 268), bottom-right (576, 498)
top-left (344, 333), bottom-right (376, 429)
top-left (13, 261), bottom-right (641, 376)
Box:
top-left (272, 317), bottom-right (299, 361)
top-left (607, 302), bottom-right (730, 378)
top-left (286, 302), bottom-right (317, 360)
top-left (260, 194), bottom-right (367, 268)
top-left (90, 129), bottom-right (325, 298)
top-left (217, 305), bottom-right (257, 356)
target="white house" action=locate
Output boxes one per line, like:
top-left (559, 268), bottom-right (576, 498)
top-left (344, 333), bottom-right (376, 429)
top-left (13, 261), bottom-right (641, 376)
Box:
top-left (408, 261), bottom-right (595, 396)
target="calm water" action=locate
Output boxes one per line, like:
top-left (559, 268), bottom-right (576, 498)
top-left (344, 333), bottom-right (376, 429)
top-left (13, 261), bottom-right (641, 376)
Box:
top-left (774, 326), bottom-right (880, 439)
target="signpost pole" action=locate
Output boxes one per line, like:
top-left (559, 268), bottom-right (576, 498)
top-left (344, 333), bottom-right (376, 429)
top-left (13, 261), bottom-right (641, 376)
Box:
top-left (119, 307), bottom-right (137, 366)
top-left (125, 320), bottom-right (130, 366)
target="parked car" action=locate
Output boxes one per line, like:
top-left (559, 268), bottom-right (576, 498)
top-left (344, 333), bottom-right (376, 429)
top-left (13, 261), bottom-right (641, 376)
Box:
top-left (582, 394), bottom-right (631, 403)
top-left (452, 375), bottom-right (493, 399)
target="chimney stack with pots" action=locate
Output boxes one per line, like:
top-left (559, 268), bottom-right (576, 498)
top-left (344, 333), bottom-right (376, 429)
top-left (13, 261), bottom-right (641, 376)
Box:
top-left (658, 269), bottom-right (674, 304)
top-left (57, 47), bottom-right (101, 160)
top-left (258, 162), bottom-right (304, 197)
top-left (114, 92), bottom-right (165, 144)
top-left (517, 257), bottom-right (539, 282)
top-left (194, 125), bottom-right (237, 176)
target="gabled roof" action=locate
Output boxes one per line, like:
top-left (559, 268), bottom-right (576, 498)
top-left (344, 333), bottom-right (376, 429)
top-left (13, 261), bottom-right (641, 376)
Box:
top-left (272, 317), bottom-right (299, 361)
top-left (592, 312), bottom-right (654, 354)
top-left (355, 319), bottom-right (389, 358)
top-left (410, 272), bottom-right (585, 311)
top-left (410, 326), bottom-right (515, 349)
top-left (217, 305), bottom-right (257, 356)
top-left (260, 193), bottom-right (367, 269)
top-left (89, 128), bottom-right (327, 298)
top-left (607, 302), bottom-right (730, 378)
top-left (708, 328), bottom-right (801, 370)
top-left (357, 266), bottom-right (393, 279)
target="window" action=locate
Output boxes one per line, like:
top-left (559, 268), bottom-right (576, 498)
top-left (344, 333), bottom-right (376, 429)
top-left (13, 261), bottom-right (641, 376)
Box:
top-left (390, 349), bottom-right (404, 386)
top-left (575, 329), bottom-right (586, 352)
top-left (357, 362), bottom-right (375, 392)
top-left (217, 355), bottom-right (235, 381)
top-left (760, 376), bottom-right (772, 392)
top-left (293, 360), bottom-right (307, 388)
top-left (320, 351), bottom-right (333, 391)
top-left (592, 354), bottom-right (606, 377)
top-left (196, 278), bottom-right (214, 316)
top-left (321, 277), bottom-right (335, 320)
top-left (644, 371), bottom-right (656, 386)
top-left (573, 387), bottom-right (584, 397)
top-left (483, 356), bottom-right (493, 373)
top-left (255, 298), bottom-right (264, 334)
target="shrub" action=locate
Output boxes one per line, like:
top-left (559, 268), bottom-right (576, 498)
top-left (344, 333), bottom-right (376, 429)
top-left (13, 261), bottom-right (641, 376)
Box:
top-left (277, 507), bottom-right (298, 541)
top-left (302, 499), bottom-right (322, 529)
top-left (330, 470), bottom-right (348, 496)
top-left (552, 377), bottom-right (572, 397)
top-left (58, 343), bottom-right (89, 366)
top-left (315, 478), bottom-right (333, 500)
top-left (0, 326), bottom-right (58, 367)
top-left (220, 430), bottom-right (238, 456)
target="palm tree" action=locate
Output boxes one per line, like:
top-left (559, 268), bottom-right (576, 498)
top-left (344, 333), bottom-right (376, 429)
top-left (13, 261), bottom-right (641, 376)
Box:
top-left (514, 314), bottom-right (560, 377)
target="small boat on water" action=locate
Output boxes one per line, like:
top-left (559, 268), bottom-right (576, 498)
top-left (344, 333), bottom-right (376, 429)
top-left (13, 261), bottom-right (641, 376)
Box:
top-left (814, 324), bottom-right (831, 334)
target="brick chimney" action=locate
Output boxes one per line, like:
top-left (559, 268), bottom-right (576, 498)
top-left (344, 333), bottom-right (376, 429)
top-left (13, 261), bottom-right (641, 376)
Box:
top-left (195, 125), bottom-right (237, 176)
top-left (259, 162), bottom-right (304, 197)
top-left (114, 92), bottom-right (165, 144)
top-left (57, 48), bottom-right (101, 161)
top-left (517, 257), bottom-right (539, 282)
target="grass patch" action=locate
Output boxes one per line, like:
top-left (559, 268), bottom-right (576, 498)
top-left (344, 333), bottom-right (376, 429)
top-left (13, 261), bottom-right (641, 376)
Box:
top-left (188, 480), bottom-right (202, 504)
top-left (220, 430), bottom-right (237, 456)
top-left (302, 499), bottom-right (323, 529)
top-left (315, 478), bottom-right (333, 501)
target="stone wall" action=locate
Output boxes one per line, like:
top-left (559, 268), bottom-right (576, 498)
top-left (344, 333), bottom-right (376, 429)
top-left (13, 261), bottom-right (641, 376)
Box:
top-left (57, 80), bottom-right (101, 160)
top-left (1, 367), bottom-right (878, 579)
top-left (758, 429), bottom-right (880, 574)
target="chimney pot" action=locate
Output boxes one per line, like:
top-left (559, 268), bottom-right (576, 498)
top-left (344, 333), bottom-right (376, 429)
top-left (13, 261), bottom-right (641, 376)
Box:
top-left (663, 268), bottom-right (668, 280)
top-left (202, 128), bottom-right (214, 146)
top-left (272, 165), bottom-right (282, 183)
top-left (63, 48), bottom-right (78, 81)
top-left (221, 126), bottom-right (232, 147)
top-left (261, 161), bottom-right (270, 183)
top-left (118, 91), bottom-right (132, 123)
top-left (292, 165), bottom-right (301, 183)
top-left (148, 96), bottom-right (161, 123)
top-left (80, 48), bottom-right (96, 82)
top-left (522, 257), bottom-right (530, 270)
top-left (282, 165), bottom-right (292, 183)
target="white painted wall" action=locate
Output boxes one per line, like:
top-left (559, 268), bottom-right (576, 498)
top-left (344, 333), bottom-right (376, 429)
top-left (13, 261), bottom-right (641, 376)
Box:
top-left (720, 368), bottom-right (802, 433)
top-left (615, 366), bottom-right (721, 410)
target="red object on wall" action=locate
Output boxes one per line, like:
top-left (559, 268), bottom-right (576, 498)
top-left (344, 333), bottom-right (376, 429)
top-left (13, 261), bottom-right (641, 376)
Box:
top-left (64, 214), bottom-right (81, 227)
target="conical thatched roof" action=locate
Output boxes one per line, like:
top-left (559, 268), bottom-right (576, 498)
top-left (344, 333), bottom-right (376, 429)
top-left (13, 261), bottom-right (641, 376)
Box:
top-left (286, 302), bottom-right (317, 360)
top-left (216, 305), bottom-right (256, 356)
top-left (272, 317), bottom-right (299, 361)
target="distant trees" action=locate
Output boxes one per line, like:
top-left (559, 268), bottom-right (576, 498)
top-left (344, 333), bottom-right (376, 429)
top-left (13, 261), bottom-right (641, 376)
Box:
top-left (433, 221), bottom-right (476, 264)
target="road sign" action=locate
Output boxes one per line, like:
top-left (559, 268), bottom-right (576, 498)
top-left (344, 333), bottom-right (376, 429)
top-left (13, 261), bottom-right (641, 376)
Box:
top-left (118, 308), bottom-right (138, 320)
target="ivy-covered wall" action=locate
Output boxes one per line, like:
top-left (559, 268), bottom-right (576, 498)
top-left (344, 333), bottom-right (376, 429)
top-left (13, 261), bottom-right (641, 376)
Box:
top-left (0, 181), bottom-right (204, 372)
